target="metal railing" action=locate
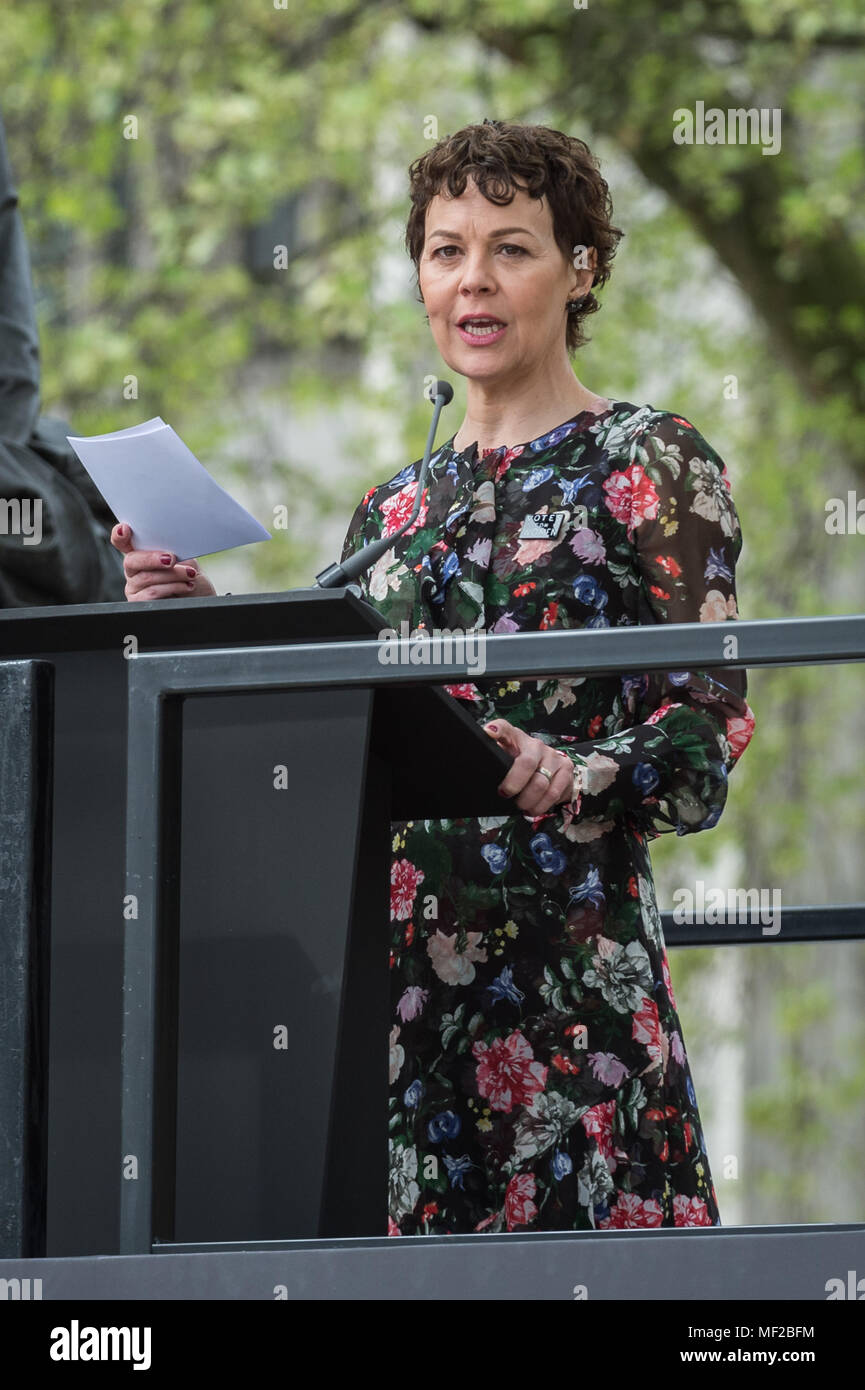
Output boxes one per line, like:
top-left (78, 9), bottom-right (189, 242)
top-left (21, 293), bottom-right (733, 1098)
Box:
top-left (119, 605), bottom-right (865, 1262)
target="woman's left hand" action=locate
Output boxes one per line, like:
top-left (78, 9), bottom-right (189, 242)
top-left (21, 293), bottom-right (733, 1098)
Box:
top-left (482, 718), bottom-right (576, 816)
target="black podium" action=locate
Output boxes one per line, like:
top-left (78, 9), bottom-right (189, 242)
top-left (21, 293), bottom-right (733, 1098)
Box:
top-left (0, 588), bottom-right (511, 1258)
top-left (118, 589), bottom-right (515, 1253)
top-left (4, 595), bottom-right (865, 1298)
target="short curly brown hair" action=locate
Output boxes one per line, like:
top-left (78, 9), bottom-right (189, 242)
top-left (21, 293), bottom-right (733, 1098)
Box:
top-left (405, 119), bottom-right (624, 355)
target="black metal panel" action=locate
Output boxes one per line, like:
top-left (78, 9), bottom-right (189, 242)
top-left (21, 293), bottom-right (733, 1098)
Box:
top-left (172, 689), bottom-right (383, 1244)
top-left (44, 648), bottom-right (127, 1257)
top-left (319, 746), bottom-right (391, 1238)
top-left (121, 680), bottom-right (390, 1251)
top-left (0, 659), bottom-right (53, 1258)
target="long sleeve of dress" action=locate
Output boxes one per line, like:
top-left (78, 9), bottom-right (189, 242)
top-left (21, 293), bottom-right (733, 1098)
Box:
top-left (554, 412), bottom-right (755, 839)
top-left (339, 491), bottom-right (373, 567)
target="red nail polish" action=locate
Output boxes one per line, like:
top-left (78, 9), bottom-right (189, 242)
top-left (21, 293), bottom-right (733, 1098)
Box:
top-left (160, 555), bottom-right (172, 565)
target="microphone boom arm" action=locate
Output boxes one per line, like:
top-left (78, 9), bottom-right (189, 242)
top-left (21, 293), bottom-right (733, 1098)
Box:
top-left (315, 380), bottom-right (454, 590)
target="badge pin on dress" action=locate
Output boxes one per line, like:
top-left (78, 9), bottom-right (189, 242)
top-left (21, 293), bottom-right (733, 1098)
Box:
top-left (518, 509), bottom-right (569, 540)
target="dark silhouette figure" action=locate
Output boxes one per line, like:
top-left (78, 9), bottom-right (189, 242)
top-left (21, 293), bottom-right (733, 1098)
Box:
top-left (0, 108), bottom-right (124, 607)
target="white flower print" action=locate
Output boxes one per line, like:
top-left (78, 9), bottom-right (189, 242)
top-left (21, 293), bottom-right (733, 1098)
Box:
top-left (389, 1024), bottom-right (405, 1085)
top-left (507, 1090), bottom-right (586, 1170)
top-left (388, 1140), bottom-right (420, 1221)
top-left (688, 457), bottom-right (738, 536)
top-left (583, 937), bottom-right (655, 1014)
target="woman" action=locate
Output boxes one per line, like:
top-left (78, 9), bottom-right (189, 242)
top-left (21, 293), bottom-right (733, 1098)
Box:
top-left (114, 119), bottom-right (756, 1236)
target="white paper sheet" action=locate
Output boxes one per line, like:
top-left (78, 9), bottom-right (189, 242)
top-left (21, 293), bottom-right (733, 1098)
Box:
top-left (67, 417), bottom-right (271, 562)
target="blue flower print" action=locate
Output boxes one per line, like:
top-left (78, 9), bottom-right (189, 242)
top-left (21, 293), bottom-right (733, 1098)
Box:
top-left (521, 466), bottom-right (555, 491)
top-left (633, 763), bottom-right (660, 794)
top-left (404, 1080), bottom-right (423, 1109)
top-left (552, 1149), bottom-right (573, 1181)
top-left (419, 552), bottom-right (446, 608)
top-left (389, 464), bottom-right (418, 490)
top-left (529, 833), bottom-right (567, 874)
top-left (428, 1110), bottom-right (461, 1143)
top-left (530, 422), bottom-right (580, 452)
top-left (622, 673), bottom-right (649, 705)
top-left (558, 475), bottom-right (592, 506)
top-left (441, 551), bottom-right (461, 583)
top-left (573, 574), bottom-right (606, 610)
top-left (487, 965), bottom-right (525, 1005)
top-left (481, 843), bottom-right (511, 875)
top-left (443, 1154), bottom-right (474, 1190)
top-left (567, 865), bottom-right (606, 910)
top-left (445, 501), bottom-right (470, 534)
top-left (705, 547), bottom-right (733, 584)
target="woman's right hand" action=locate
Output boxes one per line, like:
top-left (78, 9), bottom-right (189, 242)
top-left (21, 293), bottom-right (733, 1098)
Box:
top-left (110, 522), bottom-right (218, 601)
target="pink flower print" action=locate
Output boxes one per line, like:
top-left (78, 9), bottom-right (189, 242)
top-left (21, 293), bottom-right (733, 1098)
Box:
top-left (390, 858), bottom-right (424, 921)
top-left (598, 1192), bottom-right (664, 1228)
top-left (570, 528), bottom-right (606, 565)
top-left (426, 929), bottom-right (487, 986)
top-left (673, 1194), bottom-right (713, 1227)
top-left (603, 465), bottom-right (660, 538)
top-left (380, 483), bottom-right (429, 539)
top-left (588, 1052), bottom-right (631, 1087)
top-left (632, 995), bottom-right (667, 1072)
top-left (472, 1029), bottom-right (548, 1113)
top-left (726, 705), bottom-right (756, 759)
top-left (396, 986), bottom-right (429, 1022)
top-left (504, 1172), bottom-right (538, 1231)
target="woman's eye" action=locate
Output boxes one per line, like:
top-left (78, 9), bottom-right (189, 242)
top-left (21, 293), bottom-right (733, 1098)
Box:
top-left (430, 243), bottom-right (528, 260)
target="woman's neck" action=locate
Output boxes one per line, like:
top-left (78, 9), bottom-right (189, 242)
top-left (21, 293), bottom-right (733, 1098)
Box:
top-left (452, 377), bottom-right (610, 456)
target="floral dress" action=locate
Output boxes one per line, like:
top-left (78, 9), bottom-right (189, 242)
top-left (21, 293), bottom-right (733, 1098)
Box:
top-left (339, 400), bottom-right (756, 1236)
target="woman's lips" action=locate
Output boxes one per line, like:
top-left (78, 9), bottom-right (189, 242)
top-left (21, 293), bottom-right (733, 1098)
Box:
top-left (456, 321), bottom-right (507, 345)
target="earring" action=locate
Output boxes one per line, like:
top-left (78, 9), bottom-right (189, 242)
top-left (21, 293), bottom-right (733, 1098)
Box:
top-left (566, 297), bottom-right (586, 313)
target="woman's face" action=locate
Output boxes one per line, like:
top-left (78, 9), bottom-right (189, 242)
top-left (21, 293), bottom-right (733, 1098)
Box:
top-left (418, 176), bottom-right (584, 383)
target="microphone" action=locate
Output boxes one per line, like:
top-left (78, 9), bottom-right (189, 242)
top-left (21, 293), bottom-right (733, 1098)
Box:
top-left (314, 379), bottom-right (454, 590)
